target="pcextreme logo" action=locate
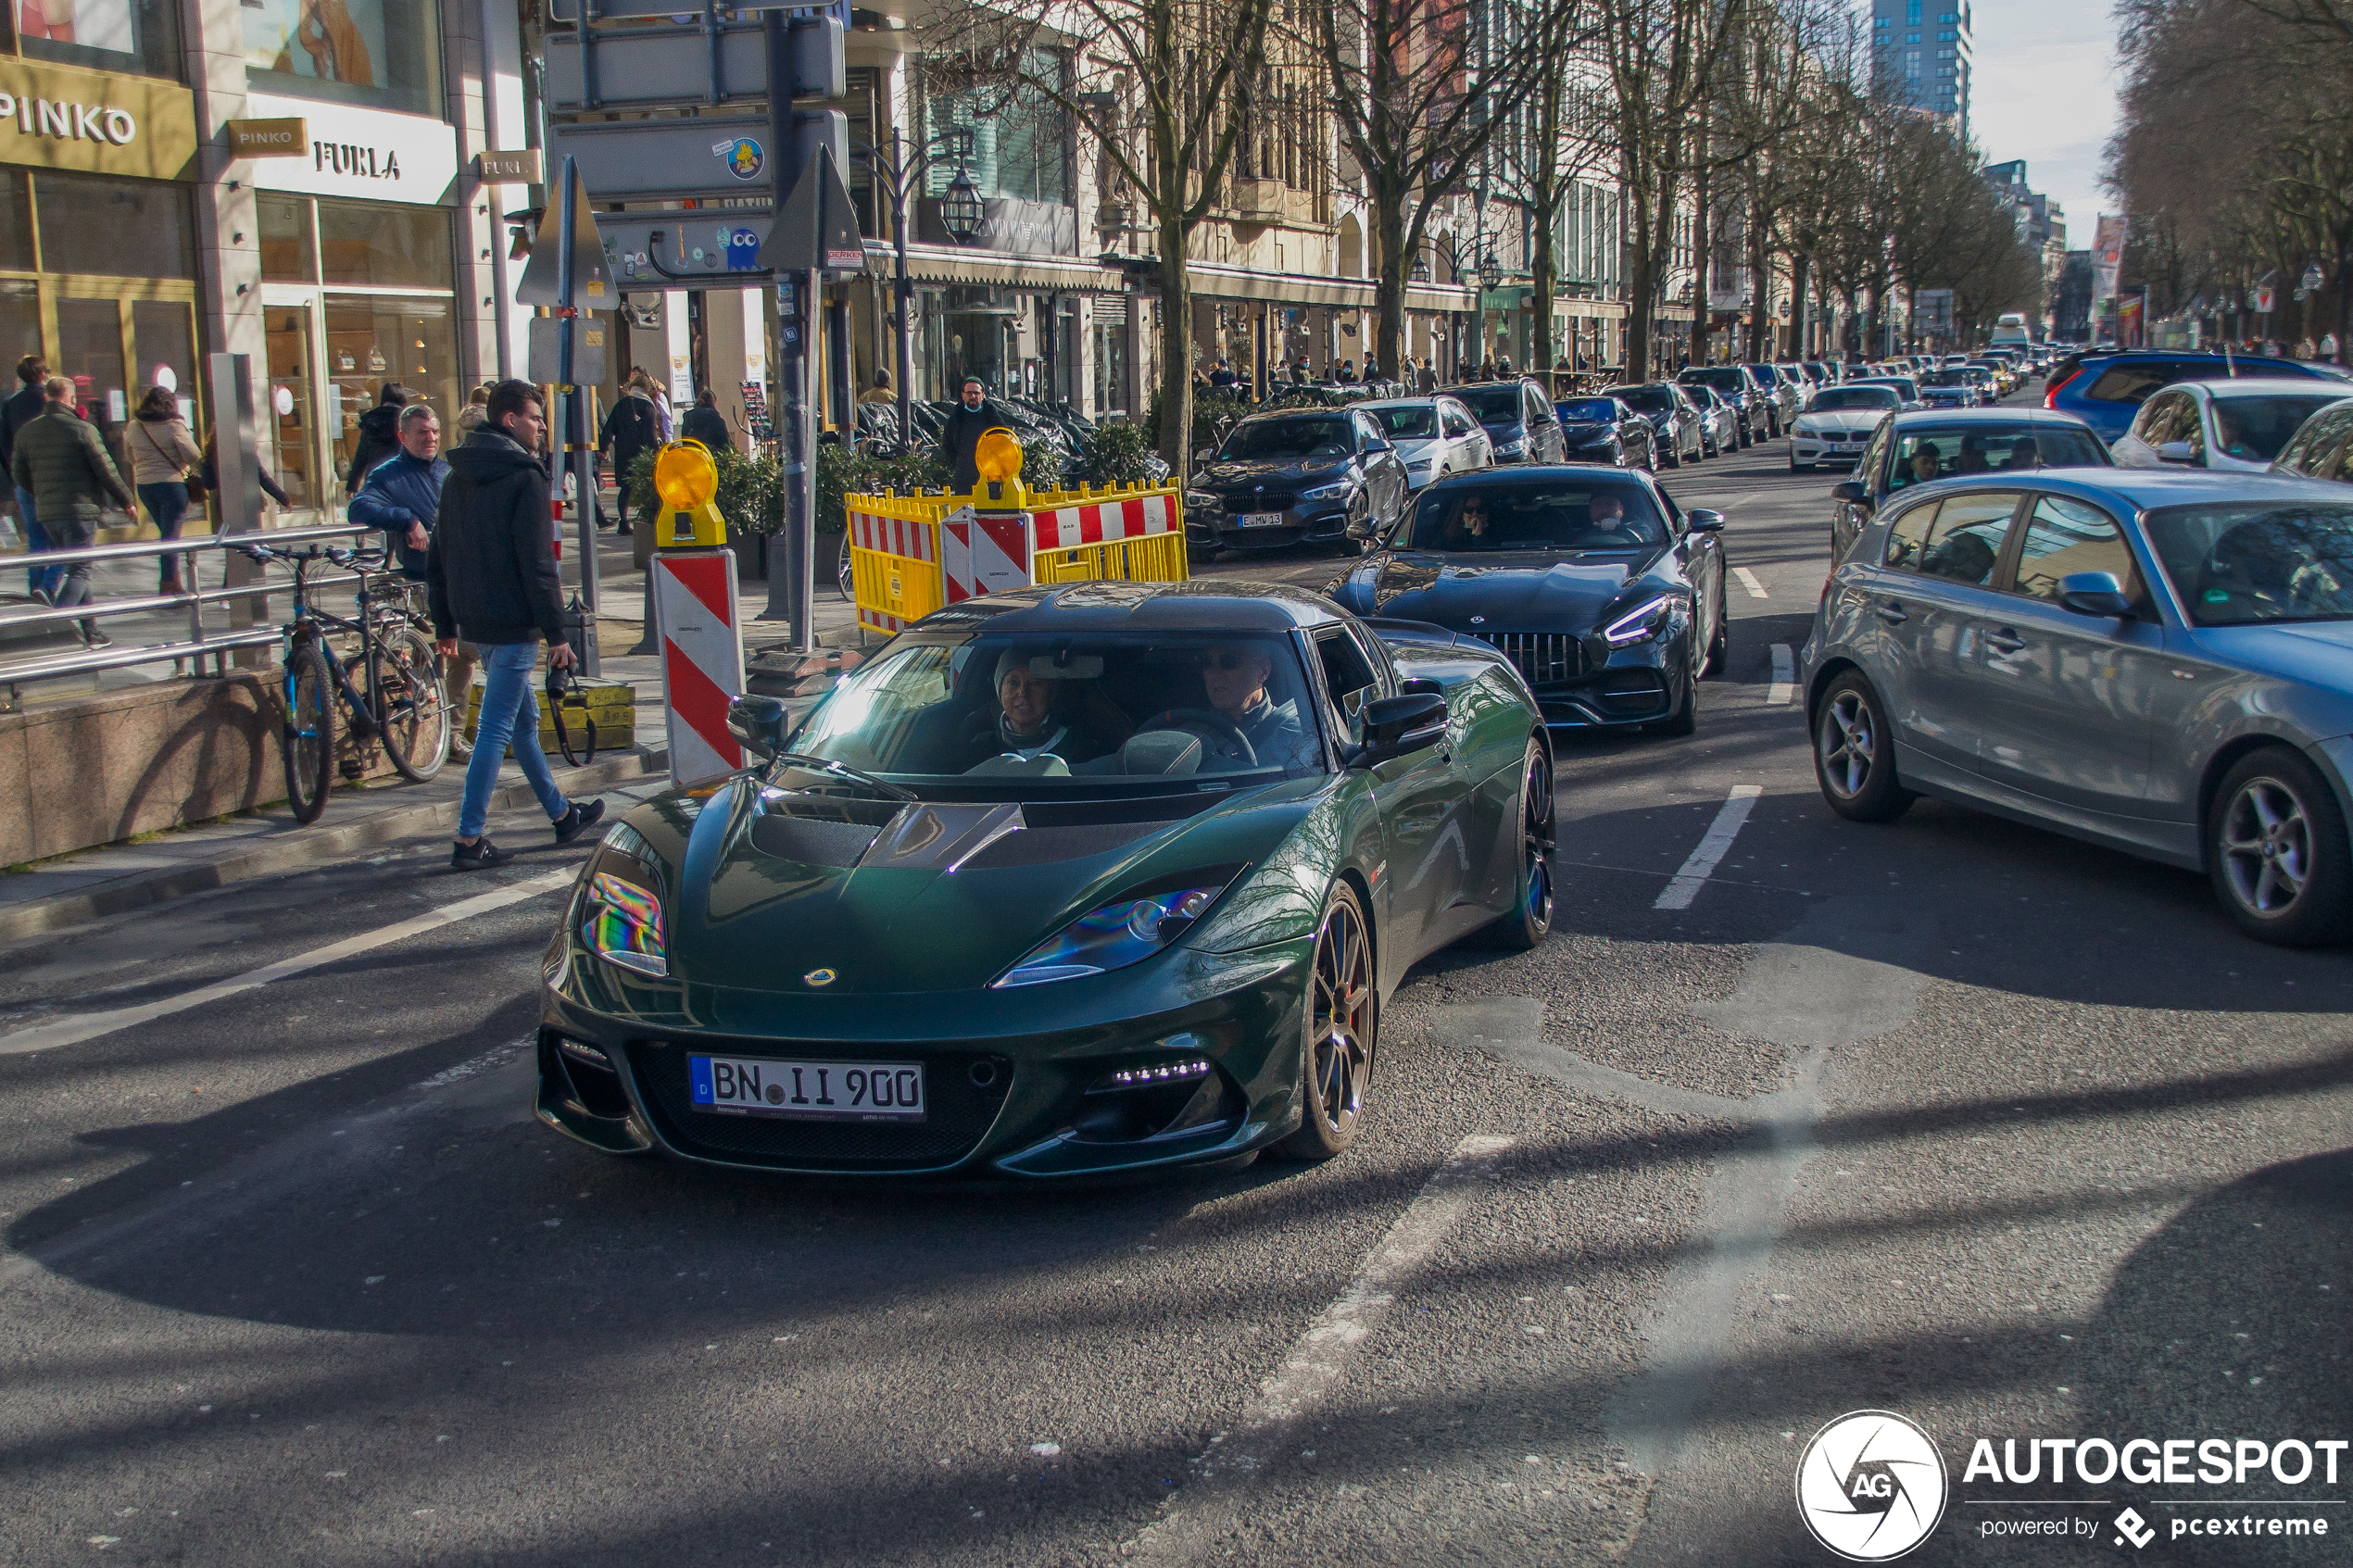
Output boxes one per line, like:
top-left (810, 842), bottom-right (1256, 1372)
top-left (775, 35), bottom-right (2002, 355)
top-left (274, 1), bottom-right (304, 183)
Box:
top-left (1796, 1410), bottom-right (1950, 1562)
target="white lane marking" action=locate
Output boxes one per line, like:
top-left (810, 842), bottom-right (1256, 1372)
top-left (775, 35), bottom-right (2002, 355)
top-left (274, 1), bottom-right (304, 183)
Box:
top-left (1733, 566), bottom-right (1768, 599)
top-left (414, 1035), bottom-right (534, 1091)
top-left (1126, 1135), bottom-right (1515, 1559)
top-left (1768, 644), bottom-right (1795, 705)
top-left (1654, 785), bottom-right (1765, 910)
top-left (0, 870), bottom-right (576, 1056)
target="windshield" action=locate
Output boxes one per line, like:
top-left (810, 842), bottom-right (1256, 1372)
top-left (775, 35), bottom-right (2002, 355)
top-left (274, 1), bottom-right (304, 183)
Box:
top-left (1855, 378), bottom-right (1919, 400)
top-left (1611, 385), bottom-right (1673, 413)
top-left (1812, 388), bottom-right (1898, 413)
top-left (1453, 384), bottom-right (1527, 422)
top-left (2212, 395), bottom-right (2346, 462)
top-left (1365, 404), bottom-right (1439, 439)
top-left (1218, 417), bottom-right (1353, 460)
top-left (786, 632), bottom-right (1328, 789)
top-left (2145, 503), bottom-right (2353, 626)
top-left (1560, 398), bottom-right (1620, 423)
top-left (1886, 424), bottom-right (2111, 492)
top-left (1683, 369), bottom-right (1747, 394)
top-left (1920, 371), bottom-right (1969, 387)
top-left (1408, 483), bottom-right (1667, 552)
top-left (1745, 365), bottom-right (1780, 385)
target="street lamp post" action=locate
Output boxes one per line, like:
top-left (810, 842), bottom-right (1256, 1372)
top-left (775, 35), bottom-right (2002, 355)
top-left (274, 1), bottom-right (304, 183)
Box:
top-left (861, 127), bottom-right (978, 454)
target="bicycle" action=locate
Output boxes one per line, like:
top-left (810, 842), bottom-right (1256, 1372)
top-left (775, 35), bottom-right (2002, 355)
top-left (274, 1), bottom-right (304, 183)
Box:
top-left (238, 538), bottom-right (452, 823)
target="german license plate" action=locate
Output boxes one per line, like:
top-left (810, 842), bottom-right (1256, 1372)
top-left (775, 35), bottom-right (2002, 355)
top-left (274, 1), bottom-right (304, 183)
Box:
top-left (1240, 511), bottom-right (1287, 528)
top-left (688, 1054), bottom-right (925, 1122)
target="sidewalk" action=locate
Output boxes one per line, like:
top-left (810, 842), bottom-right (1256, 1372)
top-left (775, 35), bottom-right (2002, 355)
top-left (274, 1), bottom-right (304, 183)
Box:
top-left (0, 497), bottom-right (872, 943)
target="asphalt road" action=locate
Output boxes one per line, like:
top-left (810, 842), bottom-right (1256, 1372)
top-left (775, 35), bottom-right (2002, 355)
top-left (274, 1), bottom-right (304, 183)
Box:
top-left (3, 409), bottom-right (2349, 1567)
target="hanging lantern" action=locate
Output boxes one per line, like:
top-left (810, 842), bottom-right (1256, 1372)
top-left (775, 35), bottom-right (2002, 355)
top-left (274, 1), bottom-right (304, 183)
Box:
top-left (940, 169), bottom-right (986, 245)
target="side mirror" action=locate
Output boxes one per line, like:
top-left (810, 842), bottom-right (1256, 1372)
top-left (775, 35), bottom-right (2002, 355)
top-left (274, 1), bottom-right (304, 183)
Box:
top-left (1831, 480), bottom-right (1870, 507)
top-left (2057, 571), bottom-right (2134, 619)
top-left (725, 693), bottom-right (790, 760)
top-left (1364, 436), bottom-right (1394, 455)
top-left (2156, 441), bottom-right (2197, 465)
top-left (1350, 691), bottom-right (1448, 767)
top-left (1194, 446), bottom-right (1214, 463)
top-left (1396, 675), bottom-right (1443, 696)
top-left (1685, 508), bottom-right (1726, 533)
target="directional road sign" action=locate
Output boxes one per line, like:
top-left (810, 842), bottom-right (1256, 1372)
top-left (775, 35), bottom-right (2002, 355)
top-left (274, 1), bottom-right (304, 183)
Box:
top-left (545, 116), bottom-right (778, 204)
top-left (515, 160), bottom-right (614, 307)
top-left (758, 144), bottom-right (863, 273)
top-left (545, 27), bottom-right (767, 109)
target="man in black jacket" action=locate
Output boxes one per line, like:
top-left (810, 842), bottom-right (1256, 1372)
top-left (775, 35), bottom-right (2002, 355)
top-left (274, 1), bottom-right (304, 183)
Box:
top-left (427, 380), bottom-right (603, 870)
top-left (939, 376), bottom-right (1011, 493)
top-left (0, 355), bottom-right (55, 596)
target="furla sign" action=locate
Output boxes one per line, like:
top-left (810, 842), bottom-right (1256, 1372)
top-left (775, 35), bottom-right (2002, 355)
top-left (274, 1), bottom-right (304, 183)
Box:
top-left (244, 92), bottom-right (458, 206)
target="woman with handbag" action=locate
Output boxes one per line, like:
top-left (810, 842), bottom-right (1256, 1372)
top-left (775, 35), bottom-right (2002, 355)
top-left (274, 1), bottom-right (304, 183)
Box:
top-left (129, 387), bottom-right (205, 595)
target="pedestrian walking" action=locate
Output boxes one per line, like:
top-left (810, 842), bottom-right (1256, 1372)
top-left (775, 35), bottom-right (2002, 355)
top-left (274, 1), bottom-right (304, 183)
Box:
top-left (454, 383), bottom-right (492, 437)
top-left (126, 386), bottom-right (205, 595)
top-left (938, 376), bottom-right (1010, 493)
top-left (679, 388), bottom-right (733, 453)
top-left (426, 380), bottom-right (603, 870)
top-left (598, 371), bottom-right (662, 537)
top-left (12, 375), bottom-right (133, 644)
top-left (345, 383), bottom-right (412, 492)
top-left (1416, 357), bottom-right (1438, 392)
top-left (0, 354), bottom-right (57, 599)
top-left (350, 404), bottom-right (474, 762)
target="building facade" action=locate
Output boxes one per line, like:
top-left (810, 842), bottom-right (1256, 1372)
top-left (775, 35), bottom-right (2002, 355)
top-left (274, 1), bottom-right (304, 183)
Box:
top-left (1872, 0), bottom-right (1971, 135)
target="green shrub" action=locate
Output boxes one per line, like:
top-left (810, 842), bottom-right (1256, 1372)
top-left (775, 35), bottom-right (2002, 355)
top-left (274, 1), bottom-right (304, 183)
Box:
top-left (817, 443), bottom-right (950, 535)
top-left (1083, 420), bottom-right (1158, 486)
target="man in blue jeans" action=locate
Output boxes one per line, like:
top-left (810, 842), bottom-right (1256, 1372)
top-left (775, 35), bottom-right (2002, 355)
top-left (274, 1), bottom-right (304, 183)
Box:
top-left (0, 354), bottom-right (58, 598)
top-left (425, 380), bottom-right (602, 870)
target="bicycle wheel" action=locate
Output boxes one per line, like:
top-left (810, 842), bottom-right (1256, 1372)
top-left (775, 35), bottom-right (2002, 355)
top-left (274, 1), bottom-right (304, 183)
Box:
top-left (283, 640), bottom-right (335, 823)
top-left (359, 623), bottom-right (450, 783)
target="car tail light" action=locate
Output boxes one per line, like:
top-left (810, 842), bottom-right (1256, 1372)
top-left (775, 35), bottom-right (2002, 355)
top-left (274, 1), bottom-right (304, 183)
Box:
top-left (2044, 371), bottom-right (2077, 408)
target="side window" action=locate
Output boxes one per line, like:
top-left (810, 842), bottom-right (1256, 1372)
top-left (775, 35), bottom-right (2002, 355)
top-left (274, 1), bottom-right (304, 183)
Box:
top-left (2011, 495), bottom-right (2137, 603)
top-left (1857, 420), bottom-right (1892, 495)
top-left (2182, 396), bottom-right (2208, 462)
top-left (1883, 501), bottom-right (1938, 571)
top-left (1353, 413), bottom-right (1379, 449)
top-left (2316, 415), bottom-right (2353, 483)
top-left (1915, 493), bottom-right (2020, 587)
top-left (1315, 629), bottom-right (1384, 745)
top-left (1441, 406), bottom-right (1473, 437)
top-left (2133, 392), bottom-right (2180, 445)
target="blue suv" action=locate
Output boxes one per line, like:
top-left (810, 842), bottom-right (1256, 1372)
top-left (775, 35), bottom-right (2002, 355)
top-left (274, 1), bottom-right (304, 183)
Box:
top-left (2045, 350), bottom-right (2351, 444)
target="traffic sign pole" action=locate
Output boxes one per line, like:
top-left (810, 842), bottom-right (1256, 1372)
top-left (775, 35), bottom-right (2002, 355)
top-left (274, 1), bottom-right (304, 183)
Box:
top-left (553, 154), bottom-right (601, 674)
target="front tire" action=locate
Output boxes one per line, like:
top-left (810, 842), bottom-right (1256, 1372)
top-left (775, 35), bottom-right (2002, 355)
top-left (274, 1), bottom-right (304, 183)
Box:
top-left (361, 625), bottom-right (450, 783)
top-left (1275, 882), bottom-right (1377, 1160)
top-left (1703, 583), bottom-right (1730, 677)
top-left (1814, 671), bottom-right (1913, 822)
top-left (282, 640), bottom-right (335, 824)
top-left (2207, 748), bottom-right (2353, 946)
top-left (1651, 635), bottom-right (1699, 736)
top-left (1474, 738), bottom-right (1555, 950)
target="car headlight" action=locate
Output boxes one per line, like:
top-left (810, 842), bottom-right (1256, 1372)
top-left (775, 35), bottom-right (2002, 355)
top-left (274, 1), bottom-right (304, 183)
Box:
top-left (579, 866), bottom-right (667, 977)
top-left (1406, 458), bottom-right (1435, 470)
top-left (1494, 437), bottom-right (1529, 458)
top-left (1184, 490), bottom-right (1223, 510)
top-left (1299, 480), bottom-right (1352, 500)
top-left (994, 872), bottom-right (1239, 987)
top-left (1602, 594), bottom-right (1675, 647)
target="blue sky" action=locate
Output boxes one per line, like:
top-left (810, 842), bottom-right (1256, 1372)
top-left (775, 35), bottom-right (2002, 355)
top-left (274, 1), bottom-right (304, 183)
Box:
top-left (1967, 0), bottom-right (2121, 247)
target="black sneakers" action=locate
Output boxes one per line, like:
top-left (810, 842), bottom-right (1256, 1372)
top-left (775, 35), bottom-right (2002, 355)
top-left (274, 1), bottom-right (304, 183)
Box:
top-left (451, 837), bottom-right (510, 871)
top-left (553, 797), bottom-right (606, 845)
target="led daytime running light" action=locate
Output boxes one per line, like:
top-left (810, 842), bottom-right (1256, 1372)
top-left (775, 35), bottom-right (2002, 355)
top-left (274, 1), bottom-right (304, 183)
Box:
top-left (1088, 1059), bottom-right (1213, 1094)
top-left (1603, 595), bottom-right (1674, 646)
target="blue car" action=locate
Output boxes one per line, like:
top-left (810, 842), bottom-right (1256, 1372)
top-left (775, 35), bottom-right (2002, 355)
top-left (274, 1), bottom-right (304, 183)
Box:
top-left (2045, 350), bottom-right (2352, 445)
top-left (1801, 468), bottom-right (2353, 945)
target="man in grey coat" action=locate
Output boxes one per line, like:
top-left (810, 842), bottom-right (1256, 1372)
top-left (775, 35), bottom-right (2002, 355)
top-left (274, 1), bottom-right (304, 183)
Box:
top-left (11, 376), bottom-right (132, 645)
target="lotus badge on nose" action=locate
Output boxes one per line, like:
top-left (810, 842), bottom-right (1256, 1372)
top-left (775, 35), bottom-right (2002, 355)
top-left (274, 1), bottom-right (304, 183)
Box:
top-left (803, 969), bottom-right (836, 987)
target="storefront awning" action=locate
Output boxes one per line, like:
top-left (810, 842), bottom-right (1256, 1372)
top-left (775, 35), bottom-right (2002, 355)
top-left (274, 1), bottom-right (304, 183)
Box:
top-left (1187, 261), bottom-right (1478, 315)
top-left (878, 242), bottom-right (1124, 293)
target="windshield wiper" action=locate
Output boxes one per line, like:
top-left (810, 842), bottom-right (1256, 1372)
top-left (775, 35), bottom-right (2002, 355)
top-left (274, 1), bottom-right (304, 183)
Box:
top-left (766, 752), bottom-right (918, 801)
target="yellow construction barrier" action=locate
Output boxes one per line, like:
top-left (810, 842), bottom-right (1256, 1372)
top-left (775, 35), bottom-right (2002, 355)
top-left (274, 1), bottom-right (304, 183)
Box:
top-left (844, 477), bottom-right (1189, 637)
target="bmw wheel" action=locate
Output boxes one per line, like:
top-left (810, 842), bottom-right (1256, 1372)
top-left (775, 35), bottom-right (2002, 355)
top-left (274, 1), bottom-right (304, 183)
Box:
top-left (1276, 882), bottom-right (1376, 1160)
top-left (2207, 748), bottom-right (2353, 946)
top-left (1814, 671), bottom-right (1913, 822)
top-left (1475, 738), bottom-right (1555, 950)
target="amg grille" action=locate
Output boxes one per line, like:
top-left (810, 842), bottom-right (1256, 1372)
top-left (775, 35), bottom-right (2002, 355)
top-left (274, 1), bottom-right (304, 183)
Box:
top-left (1469, 631), bottom-right (1584, 686)
top-left (629, 1039), bottom-right (1013, 1170)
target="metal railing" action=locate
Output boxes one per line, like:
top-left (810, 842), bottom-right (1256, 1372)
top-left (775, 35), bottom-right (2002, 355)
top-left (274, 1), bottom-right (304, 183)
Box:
top-left (0, 521), bottom-right (374, 705)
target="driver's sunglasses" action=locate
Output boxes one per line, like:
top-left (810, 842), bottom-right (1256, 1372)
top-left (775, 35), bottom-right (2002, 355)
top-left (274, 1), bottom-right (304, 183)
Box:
top-left (1197, 652), bottom-right (1252, 671)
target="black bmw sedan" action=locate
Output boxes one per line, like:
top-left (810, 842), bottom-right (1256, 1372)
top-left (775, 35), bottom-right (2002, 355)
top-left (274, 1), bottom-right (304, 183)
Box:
top-left (1554, 395), bottom-right (1660, 469)
top-left (1328, 468), bottom-right (1729, 734)
top-left (1184, 408), bottom-right (1411, 557)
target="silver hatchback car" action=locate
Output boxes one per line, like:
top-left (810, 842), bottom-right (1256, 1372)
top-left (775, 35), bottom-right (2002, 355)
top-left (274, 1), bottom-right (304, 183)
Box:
top-left (1801, 468), bottom-right (2353, 944)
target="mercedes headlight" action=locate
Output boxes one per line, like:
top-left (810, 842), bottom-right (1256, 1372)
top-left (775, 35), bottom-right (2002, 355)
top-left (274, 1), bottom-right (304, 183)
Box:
top-left (1602, 595), bottom-right (1675, 647)
top-left (994, 872), bottom-right (1240, 987)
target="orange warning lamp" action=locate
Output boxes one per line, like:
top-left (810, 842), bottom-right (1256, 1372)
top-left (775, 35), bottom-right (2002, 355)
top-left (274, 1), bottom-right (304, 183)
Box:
top-left (653, 439), bottom-right (727, 548)
top-left (974, 426), bottom-right (1026, 503)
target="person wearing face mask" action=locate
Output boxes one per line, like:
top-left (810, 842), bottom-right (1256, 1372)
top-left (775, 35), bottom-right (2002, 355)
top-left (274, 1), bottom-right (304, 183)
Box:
top-left (940, 376), bottom-right (1012, 494)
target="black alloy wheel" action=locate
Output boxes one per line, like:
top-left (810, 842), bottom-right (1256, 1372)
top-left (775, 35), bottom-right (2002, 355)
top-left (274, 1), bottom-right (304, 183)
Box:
top-left (1814, 670), bottom-right (1913, 822)
top-left (1476, 738), bottom-right (1555, 950)
top-left (2206, 747), bottom-right (2353, 947)
top-left (1651, 619), bottom-right (1700, 737)
top-left (282, 640), bottom-right (335, 824)
top-left (1276, 882), bottom-right (1377, 1160)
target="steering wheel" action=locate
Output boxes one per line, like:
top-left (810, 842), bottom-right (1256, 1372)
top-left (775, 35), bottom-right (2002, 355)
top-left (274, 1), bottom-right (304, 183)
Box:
top-left (1140, 708), bottom-right (1257, 768)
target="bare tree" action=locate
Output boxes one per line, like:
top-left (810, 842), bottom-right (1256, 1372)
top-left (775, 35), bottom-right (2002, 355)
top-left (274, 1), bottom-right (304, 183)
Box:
top-left (1491, 16), bottom-right (1611, 374)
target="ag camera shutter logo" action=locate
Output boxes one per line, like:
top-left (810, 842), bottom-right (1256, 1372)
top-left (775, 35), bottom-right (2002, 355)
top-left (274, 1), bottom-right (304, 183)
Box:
top-left (1796, 1410), bottom-right (1950, 1561)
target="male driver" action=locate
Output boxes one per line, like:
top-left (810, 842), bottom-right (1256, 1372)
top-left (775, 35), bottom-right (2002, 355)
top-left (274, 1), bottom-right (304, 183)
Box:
top-left (1196, 642), bottom-right (1308, 767)
top-left (428, 380), bottom-right (603, 870)
top-left (940, 376), bottom-right (1010, 493)
top-left (349, 404), bottom-right (472, 760)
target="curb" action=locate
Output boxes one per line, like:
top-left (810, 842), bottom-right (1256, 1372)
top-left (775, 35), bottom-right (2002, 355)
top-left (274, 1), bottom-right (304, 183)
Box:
top-left (0, 746), bottom-right (672, 945)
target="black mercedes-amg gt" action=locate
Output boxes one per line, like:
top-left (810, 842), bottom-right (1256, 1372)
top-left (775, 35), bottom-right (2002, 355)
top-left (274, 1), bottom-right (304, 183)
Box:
top-left (1327, 467), bottom-right (1730, 735)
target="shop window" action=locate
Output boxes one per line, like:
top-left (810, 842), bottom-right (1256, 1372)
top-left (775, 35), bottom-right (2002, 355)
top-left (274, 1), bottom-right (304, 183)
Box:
top-left (17, 0), bottom-right (182, 82)
top-left (922, 50), bottom-right (1070, 207)
top-left (0, 172), bottom-right (31, 273)
top-left (243, 0), bottom-right (442, 118)
top-left (131, 300), bottom-right (196, 421)
top-left (258, 193), bottom-right (317, 283)
top-left (57, 296), bottom-right (128, 477)
top-left (316, 199), bottom-right (450, 289)
top-left (34, 173), bottom-right (194, 280)
top-left (322, 295), bottom-right (454, 484)
top-left (0, 281), bottom-right (38, 372)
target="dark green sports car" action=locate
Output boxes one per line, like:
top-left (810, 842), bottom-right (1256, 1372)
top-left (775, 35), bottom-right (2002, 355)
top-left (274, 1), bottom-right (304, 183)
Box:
top-left (536, 581), bottom-right (1554, 1179)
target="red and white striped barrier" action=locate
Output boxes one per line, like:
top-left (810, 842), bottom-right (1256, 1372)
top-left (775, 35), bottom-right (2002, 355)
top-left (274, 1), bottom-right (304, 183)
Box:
top-left (942, 506), bottom-right (1034, 603)
top-left (651, 549), bottom-right (746, 785)
top-left (1030, 492), bottom-right (1178, 550)
top-left (848, 508), bottom-right (937, 565)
